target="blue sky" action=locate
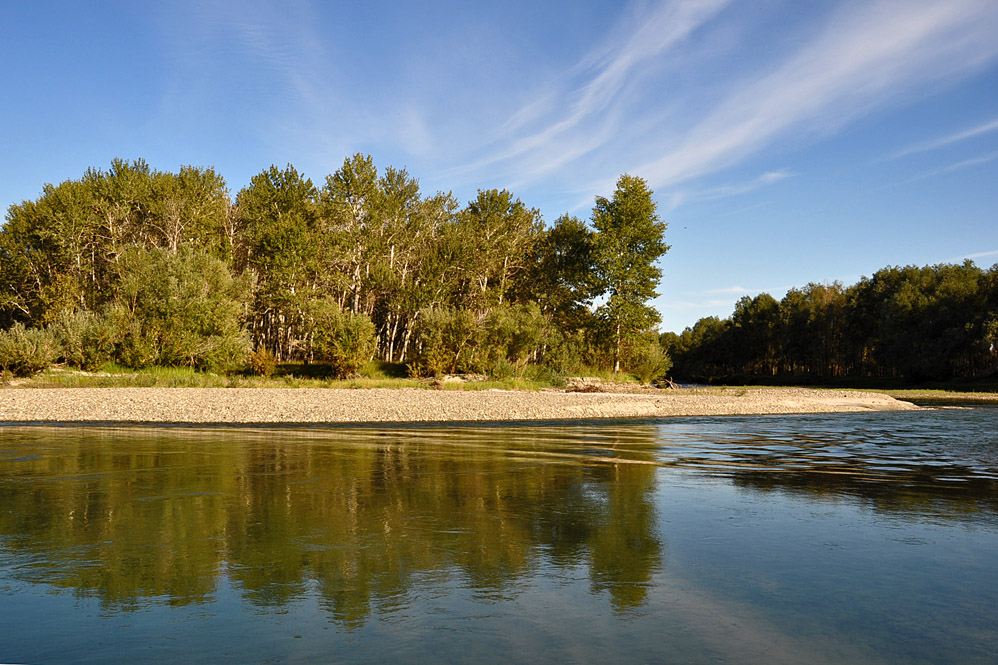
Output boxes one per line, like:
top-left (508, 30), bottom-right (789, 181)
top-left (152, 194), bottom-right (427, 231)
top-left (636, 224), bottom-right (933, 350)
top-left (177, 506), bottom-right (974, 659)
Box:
top-left (3, 0), bottom-right (997, 333)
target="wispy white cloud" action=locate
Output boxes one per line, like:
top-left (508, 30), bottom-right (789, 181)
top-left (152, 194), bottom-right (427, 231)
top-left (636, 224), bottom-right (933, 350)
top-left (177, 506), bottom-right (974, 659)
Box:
top-left (948, 249), bottom-right (998, 264)
top-left (441, 0), bottom-right (998, 214)
top-left (156, 0), bottom-right (998, 212)
top-left (449, 0), bottom-right (733, 180)
top-left (626, 0), bottom-right (998, 193)
top-left (661, 299), bottom-right (746, 310)
top-left (666, 170), bottom-right (792, 210)
top-left (704, 285), bottom-right (760, 296)
top-left (884, 117), bottom-right (998, 161)
top-left (902, 151), bottom-right (998, 183)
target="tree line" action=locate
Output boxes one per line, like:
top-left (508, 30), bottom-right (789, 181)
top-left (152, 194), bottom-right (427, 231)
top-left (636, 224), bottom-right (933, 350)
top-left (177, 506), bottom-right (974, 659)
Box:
top-left (662, 261), bottom-right (998, 384)
top-left (0, 157), bottom-right (670, 379)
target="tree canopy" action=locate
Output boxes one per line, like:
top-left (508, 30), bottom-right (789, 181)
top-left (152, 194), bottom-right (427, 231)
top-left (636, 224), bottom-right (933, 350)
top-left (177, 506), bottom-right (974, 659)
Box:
top-left (591, 174), bottom-right (670, 373)
top-left (1, 157), bottom-right (672, 381)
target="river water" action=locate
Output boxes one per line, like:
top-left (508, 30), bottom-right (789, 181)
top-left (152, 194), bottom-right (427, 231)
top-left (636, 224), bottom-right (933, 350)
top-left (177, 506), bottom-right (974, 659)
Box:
top-left (1, 407), bottom-right (995, 664)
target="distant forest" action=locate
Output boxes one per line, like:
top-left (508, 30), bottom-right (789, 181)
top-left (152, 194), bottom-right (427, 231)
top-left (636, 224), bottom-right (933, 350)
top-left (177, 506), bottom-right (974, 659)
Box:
top-left (663, 262), bottom-right (998, 384)
top-left (0, 157), bottom-right (669, 379)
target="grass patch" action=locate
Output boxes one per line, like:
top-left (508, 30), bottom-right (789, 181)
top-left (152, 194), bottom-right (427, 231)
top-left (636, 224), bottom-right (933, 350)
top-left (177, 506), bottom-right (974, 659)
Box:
top-left (6, 361), bottom-right (672, 392)
top-left (872, 388), bottom-right (998, 406)
top-left (436, 378), bottom-right (546, 392)
top-left (10, 364), bottom-right (434, 390)
top-left (21, 365), bottom-right (235, 388)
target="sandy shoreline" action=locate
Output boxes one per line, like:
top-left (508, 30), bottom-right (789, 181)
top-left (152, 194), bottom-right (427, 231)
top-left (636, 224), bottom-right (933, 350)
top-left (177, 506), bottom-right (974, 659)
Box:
top-left (0, 387), bottom-right (919, 425)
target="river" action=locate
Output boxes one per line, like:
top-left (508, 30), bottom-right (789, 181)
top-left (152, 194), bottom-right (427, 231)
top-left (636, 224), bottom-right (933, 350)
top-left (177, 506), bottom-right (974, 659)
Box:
top-left (1, 407), bottom-right (995, 663)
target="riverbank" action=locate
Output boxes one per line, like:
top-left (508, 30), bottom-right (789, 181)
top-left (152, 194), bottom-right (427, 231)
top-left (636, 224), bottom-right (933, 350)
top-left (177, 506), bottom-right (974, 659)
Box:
top-left (879, 389), bottom-right (998, 407)
top-left (0, 386), bottom-right (919, 425)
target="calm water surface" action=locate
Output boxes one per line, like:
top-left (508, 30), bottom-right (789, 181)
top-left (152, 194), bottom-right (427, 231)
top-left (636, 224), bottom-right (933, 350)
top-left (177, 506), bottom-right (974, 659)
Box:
top-left (1, 408), bottom-right (996, 664)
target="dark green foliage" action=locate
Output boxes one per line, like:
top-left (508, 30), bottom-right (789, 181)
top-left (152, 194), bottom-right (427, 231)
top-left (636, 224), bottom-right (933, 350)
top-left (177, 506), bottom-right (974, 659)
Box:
top-left (540, 329), bottom-right (596, 376)
top-left (307, 298), bottom-right (377, 378)
top-left (662, 316), bottom-right (728, 382)
top-left (528, 214), bottom-right (601, 327)
top-left (0, 323), bottom-right (59, 378)
top-left (670, 261), bottom-right (998, 384)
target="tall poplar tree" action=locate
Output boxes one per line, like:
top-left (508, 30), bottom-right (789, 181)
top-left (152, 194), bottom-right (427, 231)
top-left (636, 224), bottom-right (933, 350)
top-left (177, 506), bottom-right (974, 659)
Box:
top-left (592, 174), bottom-right (669, 373)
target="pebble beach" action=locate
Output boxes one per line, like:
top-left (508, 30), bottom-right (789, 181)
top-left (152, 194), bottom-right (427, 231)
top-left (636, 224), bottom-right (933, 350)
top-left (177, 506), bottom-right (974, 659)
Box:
top-left (0, 386), bottom-right (918, 425)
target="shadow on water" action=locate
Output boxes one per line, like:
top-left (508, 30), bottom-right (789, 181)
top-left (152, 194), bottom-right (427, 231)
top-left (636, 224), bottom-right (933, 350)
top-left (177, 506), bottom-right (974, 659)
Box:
top-left (0, 425), bottom-right (664, 623)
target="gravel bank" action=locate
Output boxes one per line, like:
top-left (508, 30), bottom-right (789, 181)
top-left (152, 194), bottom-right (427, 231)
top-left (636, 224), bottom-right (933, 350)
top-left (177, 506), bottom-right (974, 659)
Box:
top-left (0, 387), bottom-right (918, 425)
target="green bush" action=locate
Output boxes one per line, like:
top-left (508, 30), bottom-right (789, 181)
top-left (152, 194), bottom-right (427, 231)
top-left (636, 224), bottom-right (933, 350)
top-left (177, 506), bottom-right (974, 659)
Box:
top-left (308, 298), bottom-right (377, 378)
top-left (0, 323), bottom-right (59, 377)
top-left (538, 329), bottom-right (591, 375)
top-left (49, 309), bottom-right (119, 371)
top-left (407, 307), bottom-right (478, 377)
top-left (477, 303), bottom-right (557, 377)
top-left (487, 356), bottom-right (516, 381)
top-left (109, 309), bottom-right (159, 369)
top-left (408, 303), bottom-right (561, 379)
top-left (112, 245), bottom-right (252, 372)
top-left (625, 336), bottom-right (673, 384)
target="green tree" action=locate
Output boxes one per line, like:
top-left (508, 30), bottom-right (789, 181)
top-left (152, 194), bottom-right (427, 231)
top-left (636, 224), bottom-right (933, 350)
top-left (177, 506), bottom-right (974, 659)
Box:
top-left (527, 214), bottom-right (600, 329)
top-left (591, 175), bottom-right (669, 373)
top-left (730, 293), bottom-right (781, 376)
top-left (319, 153), bottom-right (381, 315)
top-left (0, 159), bottom-right (233, 329)
top-left (235, 165), bottom-right (319, 359)
top-left (456, 189), bottom-right (543, 309)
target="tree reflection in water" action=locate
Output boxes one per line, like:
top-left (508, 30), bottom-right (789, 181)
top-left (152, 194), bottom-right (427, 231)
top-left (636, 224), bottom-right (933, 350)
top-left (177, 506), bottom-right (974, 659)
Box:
top-left (0, 425), bottom-right (663, 623)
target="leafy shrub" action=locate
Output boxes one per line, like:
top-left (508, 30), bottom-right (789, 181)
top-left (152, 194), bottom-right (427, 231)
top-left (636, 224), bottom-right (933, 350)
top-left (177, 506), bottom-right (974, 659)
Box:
top-left (247, 347), bottom-right (277, 377)
top-left (625, 336), bottom-right (673, 384)
top-left (487, 356), bottom-right (516, 381)
top-left (409, 303), bottom-right (561, 379)
top-left (49, 309), bottom-right (118, 371)
top-left (407, 307), bottom-right (478, 377)
top-left (308, 298), bottom-right (376, 378)
top-left (112, 245), bottom-right (252, 372)
top-left (539, 329), bottom-right (591, 375)
top-left (109, 309), bottom-right (159, 369)
top-left (0, 323), bottom-right (59, 377)
top-left (479, 304), bottom-right (545, 370)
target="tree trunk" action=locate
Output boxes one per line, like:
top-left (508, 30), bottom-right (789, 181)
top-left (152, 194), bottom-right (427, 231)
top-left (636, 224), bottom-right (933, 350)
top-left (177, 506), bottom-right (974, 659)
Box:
top-left (614, 321), bottom-right (621, 374)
